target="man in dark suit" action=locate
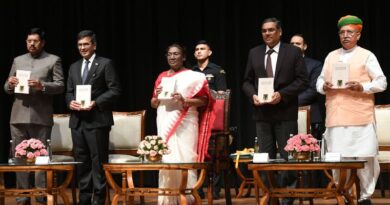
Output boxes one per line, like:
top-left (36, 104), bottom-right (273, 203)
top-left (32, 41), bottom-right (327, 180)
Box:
top-left (242, 17), bottom-right (308, 205)
top-left (66, 30), bottom-right (121, 205)
top-left (290, 34), bottom-right (325, 141)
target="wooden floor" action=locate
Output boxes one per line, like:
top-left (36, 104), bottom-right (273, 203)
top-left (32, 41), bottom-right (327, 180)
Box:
top-left (3, 189), bottom-right (390, 205)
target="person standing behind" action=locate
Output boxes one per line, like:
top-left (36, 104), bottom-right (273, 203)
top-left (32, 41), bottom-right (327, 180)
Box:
top-left (193, 40), bottom-right (227, 93)
top-left (290, 34), bottom-right (326, 188)
top-left (4, 27), bottom-right (64, 205)
top-left (290, 34), bottom-right (325, 141)
top-left (66, 30), bottom-right (121, 205)
top-left (242, 17), bottom-right (308, 205)
top-left (317, 15), bottom-right (386, 205)
top-left (193, 40), bottom-right (227, 199)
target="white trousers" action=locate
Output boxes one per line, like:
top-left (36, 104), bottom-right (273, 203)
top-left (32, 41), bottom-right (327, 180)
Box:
top-left (333, 156), bottom-right (380, 200)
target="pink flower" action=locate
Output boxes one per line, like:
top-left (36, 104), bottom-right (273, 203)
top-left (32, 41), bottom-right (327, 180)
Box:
top-left (27, 152), bottom-right (35, 159)
top-left (34, 150), bottom-right (41, 157)
top-left (149, 150), bottom-right (157, 156)
top-left (40, 149), bottom-right (48, 155)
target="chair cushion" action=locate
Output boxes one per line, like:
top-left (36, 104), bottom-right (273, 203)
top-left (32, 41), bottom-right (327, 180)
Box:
top-left (378, 151), bottom-right (390, 163)
top-left (109, 154), bottom-right (140, 163)
top-left (212, 99), bottom-right (225, 131)
top-left (109, 114), bottom-right (142, 150)
top-left (51, 155), bottom-right (74, 162)
top-left (51, 114), bottom-right (73, 152)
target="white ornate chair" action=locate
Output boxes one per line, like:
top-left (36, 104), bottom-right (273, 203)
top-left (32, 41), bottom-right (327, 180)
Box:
top-left (51, 114), bottom-right (76, 204)
top-left (374, 105), bottom-right (390, 197)
top-left (107, 110), bottom-right (146, 204)
top-left (108, 110), bottom-right (146, 162)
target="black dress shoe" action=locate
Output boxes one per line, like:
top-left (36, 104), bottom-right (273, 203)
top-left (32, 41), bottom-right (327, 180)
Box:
top-left (358, 199), bottom-right (372, 205)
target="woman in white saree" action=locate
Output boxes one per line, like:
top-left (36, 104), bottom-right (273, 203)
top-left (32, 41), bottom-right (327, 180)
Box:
top-left (151, 44), bottom-right (214, 205)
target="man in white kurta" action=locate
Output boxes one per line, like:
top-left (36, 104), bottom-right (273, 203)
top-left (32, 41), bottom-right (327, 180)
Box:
top-left (317, 15), bottom-right (387, 205)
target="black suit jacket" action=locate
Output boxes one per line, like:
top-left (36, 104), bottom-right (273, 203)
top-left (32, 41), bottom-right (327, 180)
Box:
top-left (66, 55), bottom-right (121, 129)
top-left (242, 42), bottom-right (308, 121)
top-left (298, 57), bottom-right (325, 123)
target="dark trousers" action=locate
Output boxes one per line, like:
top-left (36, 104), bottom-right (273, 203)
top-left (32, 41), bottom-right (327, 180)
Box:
top-left (310, 122), bottom-right (327, 187)
top-left (255, 121), bottom-right (297, 160)
top-left (255, 121), bottom-right (297, 188)
top-left (71, 124), bottom-right (110, 205)
top-left (10, 123), bottom-right (51, 203)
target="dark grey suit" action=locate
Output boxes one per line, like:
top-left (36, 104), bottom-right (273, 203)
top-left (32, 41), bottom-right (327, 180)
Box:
top-left (4, 51), bottom-right (64, 203)
top-left (242, 42), bottom-right (308, 159)
top-left (66, 55), bottom-right (121, 205)
top-left (4, 51), bottom-right (64, 125)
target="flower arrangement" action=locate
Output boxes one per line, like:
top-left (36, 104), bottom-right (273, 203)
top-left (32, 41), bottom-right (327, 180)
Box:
top-left (15, 138), bottom-right (48, 159)
top-left (284, 134), bottom-right (320, 153)
top-left (137, 135), bottom-right (170, 157)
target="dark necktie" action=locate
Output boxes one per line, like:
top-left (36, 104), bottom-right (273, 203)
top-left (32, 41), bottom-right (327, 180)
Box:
top-left (82, 60), bottom-right (90, 84)
top-left (266, 49), bottom-right (274, 77)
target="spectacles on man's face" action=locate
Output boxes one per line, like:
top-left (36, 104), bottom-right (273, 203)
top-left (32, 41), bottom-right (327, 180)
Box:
top-left (338, 30), bottom-right (359, 37)
top-left (78, 42), bottom-right (93, 48)
top-left (261, 28), bottom-right (277, 34)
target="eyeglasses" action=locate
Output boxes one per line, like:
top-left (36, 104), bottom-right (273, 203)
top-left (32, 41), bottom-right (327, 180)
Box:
top-left (261, 28), bottom-right (277, 34)
top-left (338, 30), bottom-right (358, 37)
top-left (78, 42), bottom-right (93, 48)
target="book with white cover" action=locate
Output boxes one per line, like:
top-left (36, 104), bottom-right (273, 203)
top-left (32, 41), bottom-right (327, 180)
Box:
top-left (157, 77), bottom-right (176, 100)
top-left (15, 70), bottom-right (31, 94)
top-left (332, 63), bottom-right (349, 89)
top-left (76, 85), bottom-right (91, 108)
top-left (258, 78), bottom-right (274, 103)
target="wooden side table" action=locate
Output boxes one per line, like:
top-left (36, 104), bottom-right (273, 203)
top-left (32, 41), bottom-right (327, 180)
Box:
top-left (0, 162), bottom-right (78, 205)
top-left (231, 157), bottom-right (254, 198)
top-left (104, 162), bottom-right (208, 205)
top-left (248, 160), bottom-right (365, 205)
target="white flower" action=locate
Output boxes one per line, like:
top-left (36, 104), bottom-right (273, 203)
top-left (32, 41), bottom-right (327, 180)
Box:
top-left (145, 142), bottom-right (151, 149)
top-left (150, 140), bottom-right (156, 145)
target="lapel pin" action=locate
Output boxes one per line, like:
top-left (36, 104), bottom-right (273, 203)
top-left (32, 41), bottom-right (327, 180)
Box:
top-left (95, 63), bottom-right (99, 66)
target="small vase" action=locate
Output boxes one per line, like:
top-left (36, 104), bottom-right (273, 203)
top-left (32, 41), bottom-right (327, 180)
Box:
top-left (25, 157), bottom-right (36, 164)
top-left (293, 152), bottom-right (310, 161)
top-left (146, 154), bottom-right (162, 162)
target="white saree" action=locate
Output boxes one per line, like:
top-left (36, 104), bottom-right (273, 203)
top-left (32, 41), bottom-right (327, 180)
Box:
top-left (153, 69), bottom-right (213, 205)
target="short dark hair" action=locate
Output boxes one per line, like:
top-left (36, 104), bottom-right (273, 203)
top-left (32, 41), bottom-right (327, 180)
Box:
top-left (262, 17), bottom-right (282, 30)
top-left (292, 33), bottom-right (306, 44)
top-left (166, 43), bottom-right (187, 59)
top-left (27, 28), bottom-right (45, 41)
top-left (77, 30), bottom-right (97, 44)
top-left (195, 40), bottom-right (212, 50)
